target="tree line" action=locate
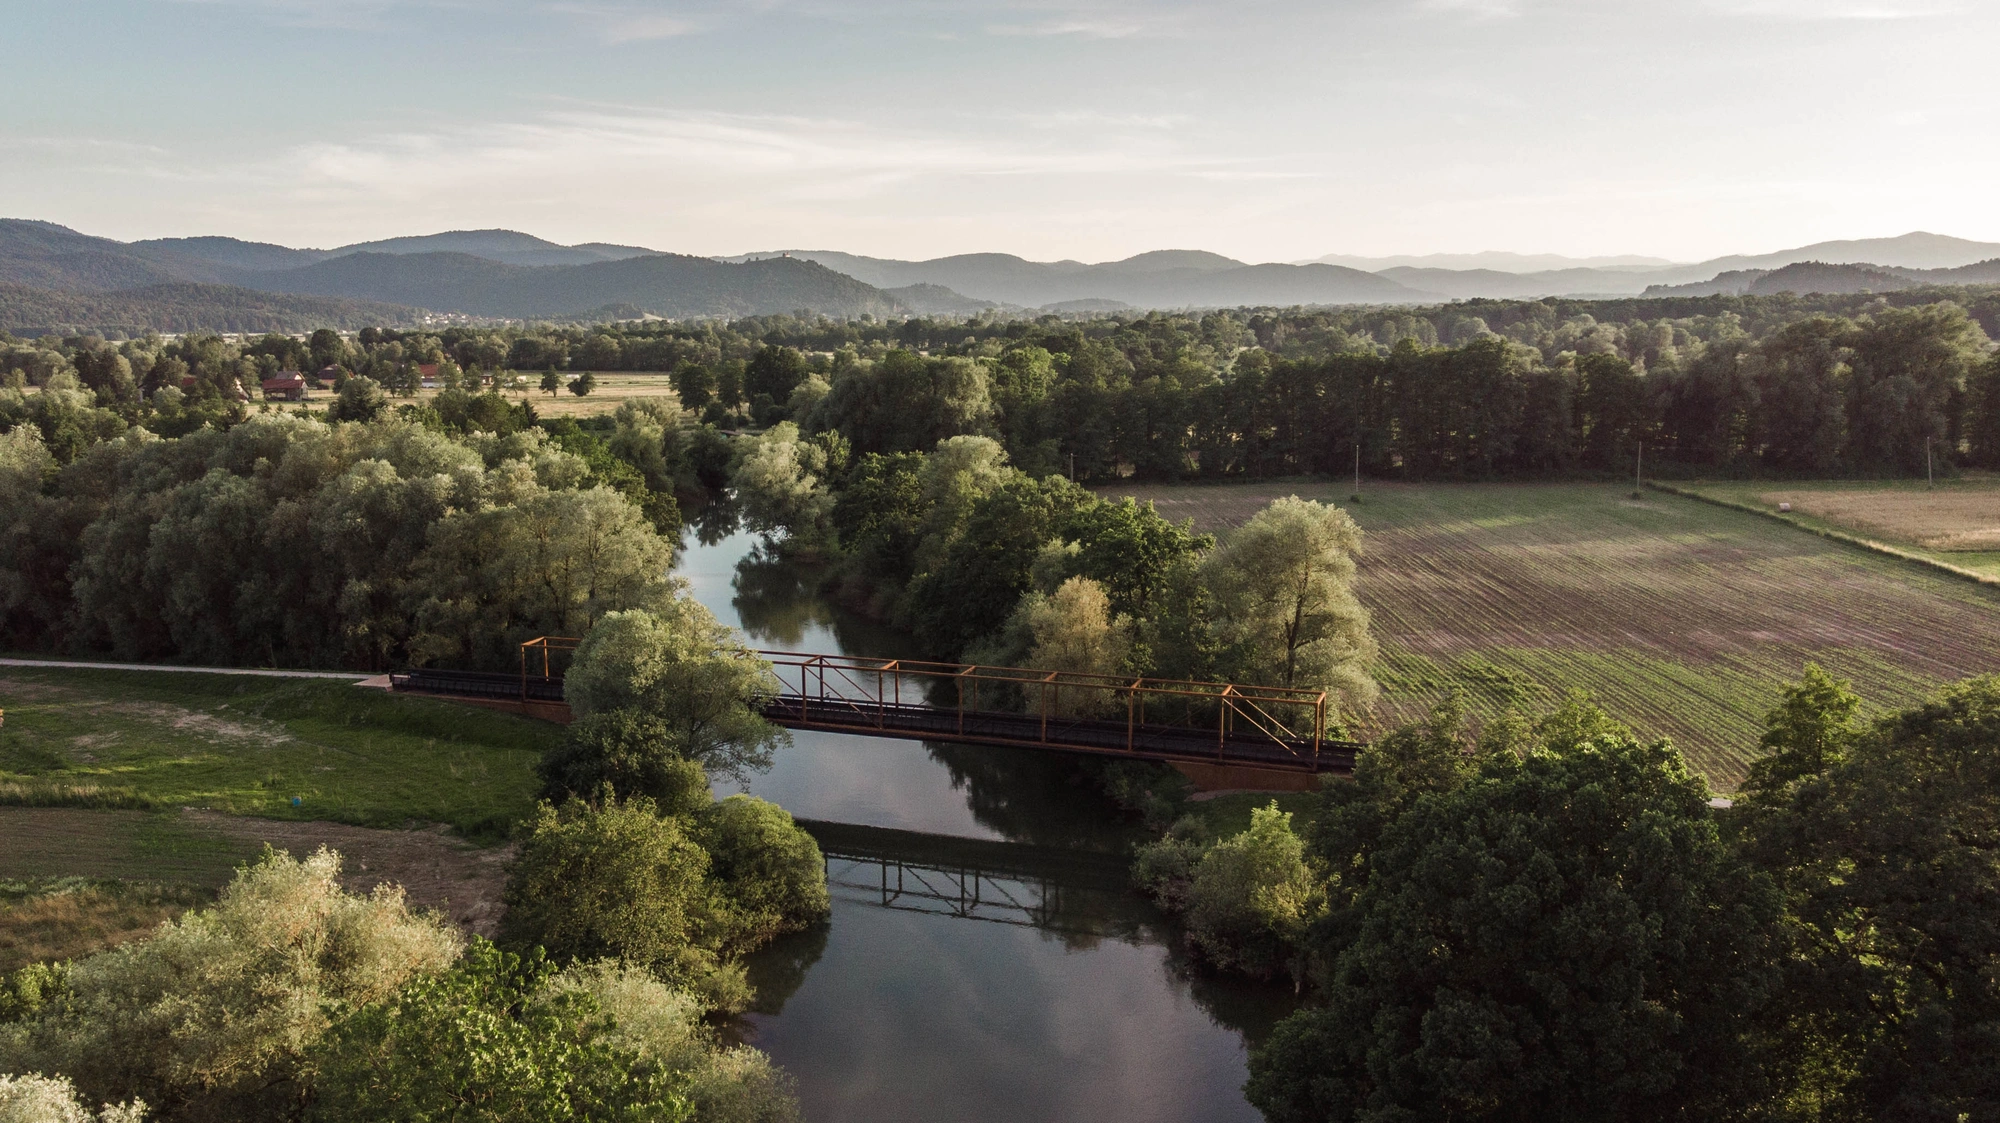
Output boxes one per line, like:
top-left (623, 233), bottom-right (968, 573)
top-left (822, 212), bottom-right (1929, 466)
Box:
top-left (0, 397), bottom-right (728, 669)
top-left (8, 284), bottom-right (1998, 478)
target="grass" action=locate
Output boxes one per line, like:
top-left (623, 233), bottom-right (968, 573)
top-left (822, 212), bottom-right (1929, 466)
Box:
top-left (1677, 477), bottom-right (2000, 579)
top-left (0, 669), bottom-right (559, 838)
top-left (0, 875), bottom-right (211, 972)
top-left (1107, 479), bottom-right (2000, 788)
top-left (1182, 790), bottom-right (1320, 840)
top-left (255, 372), bottom-right (684, 420)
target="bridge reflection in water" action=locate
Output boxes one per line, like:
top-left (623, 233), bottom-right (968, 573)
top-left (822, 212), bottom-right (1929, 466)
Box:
top-left (797, 819), bottom-right (1139, 936)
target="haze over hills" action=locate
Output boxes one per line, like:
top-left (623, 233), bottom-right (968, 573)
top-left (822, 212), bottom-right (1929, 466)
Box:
top-left (231, 250), bottom-right (901, 320)
top-left (5, 218), bottom-right (2000, 335)
top-left (1305, 251), bottom-right (1681, 272)
top-left (0, 220), bottom-right (910, 326)
top-left (728, 249), bottom-right (1434, 308)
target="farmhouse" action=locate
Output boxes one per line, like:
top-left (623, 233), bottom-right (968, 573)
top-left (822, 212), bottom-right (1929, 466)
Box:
top-left (262, 370), bottom-right (307, 401)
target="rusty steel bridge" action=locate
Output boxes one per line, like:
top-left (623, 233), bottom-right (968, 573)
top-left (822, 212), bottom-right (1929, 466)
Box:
top-left (387, 639), bottom-right (1361, 778)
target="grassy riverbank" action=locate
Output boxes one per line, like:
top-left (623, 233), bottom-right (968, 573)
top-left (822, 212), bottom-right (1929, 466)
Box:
top-left (0, 667), bottom-right (554, 837)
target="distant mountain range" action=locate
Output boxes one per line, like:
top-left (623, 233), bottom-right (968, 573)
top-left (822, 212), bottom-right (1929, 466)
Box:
top-left (738, 232), bottom-right (2000, 307)
top-left (725, 249), bottom-right (1431, 307)
top-left (1641, 256), bottom-right (2000, 299)
top-left (4, 218), bottom-right (1999, 335)
top-left (0, 220), bottom-right (908, 327)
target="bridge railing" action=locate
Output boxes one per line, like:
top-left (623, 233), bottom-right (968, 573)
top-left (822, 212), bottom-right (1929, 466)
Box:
top-left (755, 649), bottom-right (1329, 763)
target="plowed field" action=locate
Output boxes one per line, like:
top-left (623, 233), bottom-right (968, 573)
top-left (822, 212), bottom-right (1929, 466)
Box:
top-left (1105, 481), bottom-right (2000, 787)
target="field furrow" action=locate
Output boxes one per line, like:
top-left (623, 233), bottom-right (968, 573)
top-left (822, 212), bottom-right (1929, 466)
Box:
top-left (1108, 480), bottom-right (2000, 787)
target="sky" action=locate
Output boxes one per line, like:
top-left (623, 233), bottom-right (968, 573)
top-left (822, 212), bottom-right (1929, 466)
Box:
top-left (5, 0), bottom-right (1997, 263)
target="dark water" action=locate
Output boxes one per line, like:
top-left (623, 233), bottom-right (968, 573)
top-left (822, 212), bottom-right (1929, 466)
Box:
top-left (678, 525), bottom-right (1291, 1123)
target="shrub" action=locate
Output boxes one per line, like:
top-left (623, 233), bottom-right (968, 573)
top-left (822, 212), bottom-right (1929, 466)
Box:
top-left (548, 961), bottom-right (799, 1123)
top-left (537, 710), bottom-right (711, 814)
top-left (501, 798), bottom-right (711, 984)
top-left (693, 797), bottom-right (829, 954)
top-left (0, 1073), bottom-right (145, 1123)
top-left (1184, 802), bottom-right (1318, 981)
top-left (307, 941), bottom-right (687, 1123)
top-left (0, 848), bottom-right (458, 1122)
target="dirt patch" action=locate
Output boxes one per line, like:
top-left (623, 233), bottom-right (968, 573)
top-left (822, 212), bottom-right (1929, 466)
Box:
top-left (1761, 488), bottom-right (2000, 551)
top-left (0, 807), bottom-right (512, 939)
top-left (105, 701), bottom-right (295, 744)
top-left (190, 812), bottom-right (513, 937)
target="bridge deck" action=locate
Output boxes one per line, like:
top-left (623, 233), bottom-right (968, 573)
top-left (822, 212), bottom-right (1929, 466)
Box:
top-left (387, 659), bottom-right (1360, 775)
top-left (762, 694), bottom-right (1355, 773)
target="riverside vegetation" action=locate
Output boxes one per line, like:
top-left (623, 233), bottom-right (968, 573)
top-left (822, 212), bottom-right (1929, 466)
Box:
top-left (6, 296), bottom-right (2000, 1121)
top-left (1114, 668), bottom-right (2000, 1123)
top-left (0, 381), bottom-right (829, 1118)
top-left (0, 590), bottom-right (830, 1123)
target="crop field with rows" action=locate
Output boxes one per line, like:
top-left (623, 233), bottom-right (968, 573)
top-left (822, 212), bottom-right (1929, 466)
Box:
top-left (1680, 477), bottom-right (2000, 579)
top-left (1107, 480), bottom-right (2000, 787)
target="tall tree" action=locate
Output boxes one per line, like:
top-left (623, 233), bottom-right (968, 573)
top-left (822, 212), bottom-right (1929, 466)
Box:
top-left (1200, 496), bottom-right (1377, 718)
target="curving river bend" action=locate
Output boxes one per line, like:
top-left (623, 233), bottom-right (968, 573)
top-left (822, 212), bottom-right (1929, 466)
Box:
top-left (677, 525), bottom-right (1291, 1123)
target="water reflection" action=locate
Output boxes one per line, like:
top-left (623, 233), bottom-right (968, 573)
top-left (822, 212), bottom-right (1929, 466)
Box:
top-left (739, 823), bottom-right (1293, 1123)
top-left (679, 520), bottom-right (1293, 1123)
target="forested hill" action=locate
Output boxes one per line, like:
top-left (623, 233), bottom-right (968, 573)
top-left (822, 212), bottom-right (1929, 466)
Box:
top-left (0, 281), bottom-right (425, 334)
top-left (231, 251), bottom-right (906, 319)
top-left (0, 220), bottom-right (925, 323)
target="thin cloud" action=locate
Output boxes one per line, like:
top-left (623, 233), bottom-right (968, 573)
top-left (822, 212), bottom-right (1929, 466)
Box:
top-left (983, 18), bottom-right (1149, 36)
top-left (164, 0), bottom-right (418, 31)
top-left (546, 3), bottom-right (698, 41)
top-left (1417, 0), bottom-right (1523, 19)
top-left (1702, 0), bottom-right (1962, 18)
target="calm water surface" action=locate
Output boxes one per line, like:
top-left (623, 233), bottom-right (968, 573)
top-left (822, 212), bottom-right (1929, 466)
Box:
top-left (678, 526), bottom-right (1289, 1123)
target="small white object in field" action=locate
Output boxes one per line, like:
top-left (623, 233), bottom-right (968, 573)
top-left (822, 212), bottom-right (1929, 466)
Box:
top-left (1708, 797), bottom-right (1734, 810)
top-left (1778, 502), bottom-right (1792, 512)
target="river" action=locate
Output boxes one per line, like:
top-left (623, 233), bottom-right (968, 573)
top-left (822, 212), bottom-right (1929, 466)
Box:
top-left (676, 524), bottom-right (1291, 1123)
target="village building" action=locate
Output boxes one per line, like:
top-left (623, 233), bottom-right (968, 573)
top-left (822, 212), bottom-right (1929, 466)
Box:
top-left (262, 370), bottom-right (307, 401)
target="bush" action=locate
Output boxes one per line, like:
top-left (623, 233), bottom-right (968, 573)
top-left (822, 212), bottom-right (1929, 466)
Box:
top-left (0, 848), bottom-right (459, 1122)
top-left (538, 710), bottom-right (711, 814)
top-left (501, 798), bottom-right (712, 984)
top-left (694, 797), bottom-right (829, 954)
top-left (1184, 803), bottom-right (1317, 981)
top-left (0, 1073), bottom-right (145, 1123)
top-left (1130, 816), bottom-right (1209, 912)
top-left (307, 941), bottom-right (687, 1123)
top-left (548, 961), bottom-right (799, 1123)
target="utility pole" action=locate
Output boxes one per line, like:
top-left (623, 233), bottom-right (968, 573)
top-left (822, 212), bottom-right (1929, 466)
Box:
top-left (1351, 442), bottom-right (1361, 503)
top-left (1634, 441), bottom-right (1643, 499)
top-left (1069, 453), bottom-right (1076, 482)
top-left (1928, 438), bottom-right (1935, 490)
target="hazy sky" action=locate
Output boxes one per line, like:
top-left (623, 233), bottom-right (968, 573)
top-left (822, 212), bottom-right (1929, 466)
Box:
top-left (6, 0), bottom-right (1996, 262)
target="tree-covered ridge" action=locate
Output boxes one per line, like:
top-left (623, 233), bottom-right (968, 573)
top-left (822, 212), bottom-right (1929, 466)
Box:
top-left (0, 282), bottom-right (427, 335)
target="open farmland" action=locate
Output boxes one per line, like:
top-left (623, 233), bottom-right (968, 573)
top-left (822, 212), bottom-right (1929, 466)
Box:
top-left (253, 372), bottom-right (681, 419)
top-left (1681, 477), bottom-right (2000, 579)
top-left (1106, 480), bottom-right (2000, 787)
